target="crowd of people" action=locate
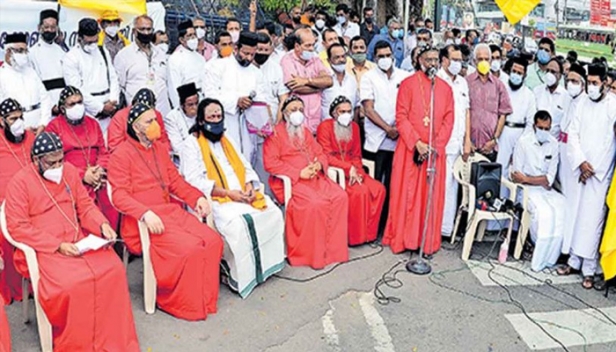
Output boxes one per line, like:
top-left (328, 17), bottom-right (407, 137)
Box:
top-left (0, 3), bottom-right (615, 351)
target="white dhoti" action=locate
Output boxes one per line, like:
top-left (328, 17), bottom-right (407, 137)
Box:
top-left (526, 187), bottom-right (565, 271)
top-left (213, 195), bottom-right (285, 298)
top-left (441, 153), bottom-right (459, 236)
top-left (497, 126), bottom-right (526, 180)
top-left (226, 114), bottom-right (257, 164)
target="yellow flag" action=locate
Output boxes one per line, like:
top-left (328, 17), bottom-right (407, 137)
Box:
top-left (495, 0), bottom-right (541, 25)
top-left (601, 177), bottom-right (616, 281)
top-left (58, 0), bottom-right (146, 15)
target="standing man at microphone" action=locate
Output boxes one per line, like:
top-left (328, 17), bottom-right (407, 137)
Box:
top-left (383, 45), bottom-right (455, 256)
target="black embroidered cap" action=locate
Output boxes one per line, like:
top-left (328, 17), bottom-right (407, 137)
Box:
top-left (58, 86), bottom-right (82, 107)
top-left (127, 103), bottom-right (151, 125)
top-left (132, 88), bottom-right (156, 107)
top-left (0, 98), bottom-right (22, 117)
top-left (32, 132), bottom-right (63, 157)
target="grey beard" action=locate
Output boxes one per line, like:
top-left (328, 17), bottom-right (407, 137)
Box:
top-left (334, 122), bottom-right (352, 143)
top-left (286, 123), bottom-right (304, 143)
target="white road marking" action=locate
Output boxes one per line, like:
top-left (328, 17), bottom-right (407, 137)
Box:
top-left (467, 260), bottom-right (581, 287)
top-left (358, 292), bottom-right (396, 352)
top-left (506, 307), bottom-right (616, 350)
top-left (322, 306), bottom-right (341, 352)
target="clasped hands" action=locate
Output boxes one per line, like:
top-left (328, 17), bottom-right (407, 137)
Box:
top-left (415, 140), bottom-right (436, 162)
top-left (83, 166), bottom-right (106, 190)
top-left (300, 158), bottom-right (323, 180)
top-left (227, 183), bottom-right (257, 204)
top-left (579, 161), bottom-right (595, 184)
top-left (349, 165), bottom-right (363, 185)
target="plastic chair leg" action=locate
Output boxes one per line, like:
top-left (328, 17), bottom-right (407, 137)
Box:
top-left (22, 278), bottom-right (29, 324)
top-left (476, 220), bottom-right (487, 242)
top-left (451, 208), bottom-right (464, 244)
top-left (462, 218), bottom-right (479, 261)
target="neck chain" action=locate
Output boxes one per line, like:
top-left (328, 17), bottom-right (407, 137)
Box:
top-left (418, 77), bottom-right (431, 127)
top-left (130, 142), bottom-right (167, 193)
top-left (67, 121), bottom-right (93, 168)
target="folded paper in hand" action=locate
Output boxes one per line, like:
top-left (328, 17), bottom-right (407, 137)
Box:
top-left (75, 234), bottom-right (112, 254)
top-left (245, 102), bottom-right (273, 136)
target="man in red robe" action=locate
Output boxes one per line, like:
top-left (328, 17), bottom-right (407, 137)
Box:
top-left (383, 46), bottom-right (454, 255)
top-left (0, 251), bottom-right (11, 352)
top-left (0, 98), bottom-right (33, 304)
top-left (316, 96), bottom-right (386, 245)
top-left (5, 131), bottom-right (139, 351)
top-left (46, 86), bottom-right (118, 228)
top-left (107, 88), bottom-right (170, 152)
top-left (264, 96), bottom-right (349, 269)
top-left (108, 103), bottom-right (223, 320)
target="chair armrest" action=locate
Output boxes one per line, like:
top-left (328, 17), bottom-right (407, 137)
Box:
top-left (328, 167), bottom-right (346, 190)
top-left (274, 174), bottom-right (292, 206)
top-left (362, 159), bottom-right (375, 178)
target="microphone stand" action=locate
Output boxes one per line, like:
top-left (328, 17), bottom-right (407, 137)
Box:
top-left (406, 70), bottom-right (437, 275)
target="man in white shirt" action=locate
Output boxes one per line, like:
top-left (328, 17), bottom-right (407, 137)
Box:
top-left (360, 40), bottom-right (411, 231)
top-left (560, 64), bottom-right (616, 288)
top-left (334, 4), bottom-right (360, 45)
top-left (497, 57), bottom-right (536, 178)
top-left (534, 58), bottom-right (571, 140)
top-left (437, 44), bottom-right (470, 238)
top-left (167, 20), bottom-right (206, 109)
top-left (322, 43), bottom-right (358, 121)
top-left (204, 32), bottom-right (265, 163)
top-left (114, 15), bottom-right (171, 116)
top-left (163, 83), bottom-right (199, 163)
top-left (63, 18), bottom-right (119, 135)
top-left (312, 10), bottom-right (328, 53)
top-left (29, 9), bottom-right (67, 108)
top-left (489, 44), bottom-right (509, 85)
top-left (559, 63), bottom-right (587, 197)
top-left (226, 18), bottom-right (242, 45)
top-left (511, 111), bottom-right (565, 272)
top-left (0, 32), bottom-right (52, 132)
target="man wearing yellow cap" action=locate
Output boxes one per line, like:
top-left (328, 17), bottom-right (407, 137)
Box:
top-left (98, 10), bottom-right (130, 61)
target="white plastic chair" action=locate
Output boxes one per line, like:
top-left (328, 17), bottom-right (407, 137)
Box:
top-left (328, 159), bottom-right (377, 191)
top-left (275, 166), bottom-right (344, 208)
top-left (0, 202), bottom-right (53, 352)
top-left (450, 154), bottom-right (529, 261)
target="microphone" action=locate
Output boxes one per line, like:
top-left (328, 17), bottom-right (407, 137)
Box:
top-left (427, 67), bottom-right (437, 80)
top-left (240, 91), bottom-right (256, 115)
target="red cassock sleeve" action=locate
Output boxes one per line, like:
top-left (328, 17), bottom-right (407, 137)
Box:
top-left (160, 144), bottom-right (203, 208)
top-left (107, 108), bottom-right (128, 153)
top-left (263, 128), bottom-right (303, 184)
top-left (316, 121), bottom-right (354, 174)
top-left (395, 78), bottom-right (422, 152)
top-left (108, 144), bottom-right (150, 221)
top-left (67, 164), bottom-right (109, 234)
top-left (433, 81), bottom-right (455, 150)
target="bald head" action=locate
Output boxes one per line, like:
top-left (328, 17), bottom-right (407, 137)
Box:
top-left (294, 27), bottom-right (316, 59)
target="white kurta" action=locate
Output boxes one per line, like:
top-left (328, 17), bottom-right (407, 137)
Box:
top-left (534, 84), bottom-right (571, 139)
top-left (163, 106), bottom-right (196, 160)
top-left (564, 94), bottom-right (616, 259)
top-left (29, 40), bottom-right (66, 105)
top-left (558, 92), bottom-right (586, 197)
top-left (334, 22), bottom-right (360, 40)
top-left (179, 136), bottom-right (285, 298)
top-left (167, 45), bottom-right (206, 109)
top-left (203, 56), bottom-right (267, 163)
top-left (63, 44), bottom-right (120, 133)
top-left (0, 64), bottom-right (52, 128)
top-left (321, 69), bottom-right (358, 120)
top-left (512, 131), bottom-right (564, 271)
top-left (497, 84), bottom-right (536, 178)
top-left (437, 69), bottom-right (469, 236)
top-left (114, 43), bottom-right (171, 116)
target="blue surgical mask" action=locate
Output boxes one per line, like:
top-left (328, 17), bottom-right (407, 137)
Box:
top-left (537, 49), bottom-right (551, 65)
top-left (509, 73), bottom-right (523, 86)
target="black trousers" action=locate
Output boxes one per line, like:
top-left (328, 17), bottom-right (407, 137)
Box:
top-left (363, 149), bottom-right (394, 234)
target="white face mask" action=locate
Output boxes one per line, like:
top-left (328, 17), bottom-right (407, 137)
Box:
top-left (535, 129), bottom-right (550, 144)
top-left (288, 111), bottom-right (305, 126)
top-left (10, 118), bottom-right (25, 137)
top-left (315, 19), bottom-right (325, 30)
top-left (588, 85), bottom-right (603, 100)
top-left (545, 72), bottom-right (558, 87)
top-left (445, 39), bottom-right (454, 45)
top-left (300, 50), bottom-right (314, 61)
top-left (331, 63), bottom-right (346, 73)
top-left (454, 38), bottom-right (462, 44)
top-left (567, 83), bottom-right (582, 98)
top-left (377, 57), bottom-right (393, 71)
top-left (196, 28), bottom-right (206, 39)
top-left (43, 165), bottom-right (63, 184)
top-left (65, 103), bottom-right (85, 122)
top-left (104, 25), bottom-right (119, 38)
top-left (230, 30), bottom-right (240, 43)
top-left (10, 53), bottom-right (29, 70)
top-left (337, 16), bottom-right (347, 25)
top-left (448, 60), bottom-right (462, 76)
top-left (337, 112), bottom-right (352, 127)
top-left (186, 38), bottom-right (199, 51)
top-left (490, 59), bottom-right (501, 72)
top-left (82, 43), bottom-right (97, 54)
top-left (157, 43), bottom-right (169, 53)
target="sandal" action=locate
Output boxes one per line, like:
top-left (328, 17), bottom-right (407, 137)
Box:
top-left (582, 276), bottom-right (594, 290)
top-left (556, 265), bottom-right (580, 276)
top-left (593, 275), bottom-right (607, 291)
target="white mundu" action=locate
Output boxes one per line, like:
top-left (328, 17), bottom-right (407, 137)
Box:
top-left (29, 39), bottom-right (67, 105)
top-left (203, 56), bottom-right (267, 163)
top-left (63, 43), bottom-right (120, 134)
top-left (511, 130), bottom-right (565, 271)
top-left (558, 91), bottom-right (586, 197)
top-left (564, 94), bottom-right (616, 275)
top-left (0, 63), bottom-right (52, 129)
top-left (180, 135), bottom-right (285, 298)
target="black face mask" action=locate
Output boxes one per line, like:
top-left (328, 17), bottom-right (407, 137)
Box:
top-left (41, 31), bottom-right (57, 43)
top-left (508, 80), bottom-right (523, 91)
top-left (201, 121), bottom-right (225, 142)
top-left (365, 17), bottom-right (373, 24)
top-left (292, 16), bottom-right (301, 24)
top-left (137, 31), bottom-right (154, 45)
top-left (254, 53), bottom-right (270, 65)
top-left (236, 55), bottom-right (252, 67)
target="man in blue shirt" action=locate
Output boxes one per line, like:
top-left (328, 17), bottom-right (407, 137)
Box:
top-left (367, 17), bottom-right (404, 68)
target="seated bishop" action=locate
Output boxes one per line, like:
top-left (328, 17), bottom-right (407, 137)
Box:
top-left (108, 103), bottom-right (223, 321)
top-left (180, 98), bottom-right (285, 298)
top-left (510, 110), bottom-right (565, 271)
top-left (5, 132), bottom-right (139, 351)
top-left (264, 96), bottom-right (349, 269)
top-left (317, 96), bottom-right (386, 246)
